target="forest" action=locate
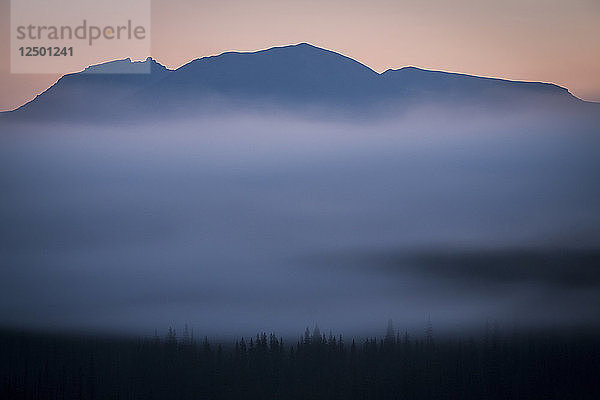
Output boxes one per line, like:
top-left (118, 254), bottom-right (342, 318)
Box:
top-left (2, 323), bottom-right (599, 400)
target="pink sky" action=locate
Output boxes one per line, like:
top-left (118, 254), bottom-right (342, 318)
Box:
top-left (1, 0), bottom-right (599, 111)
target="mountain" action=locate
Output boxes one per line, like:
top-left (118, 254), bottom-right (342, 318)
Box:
top-left (6, 57), bottom-right (171, 121)
top-left (2, 43), bottom-right (597, 122)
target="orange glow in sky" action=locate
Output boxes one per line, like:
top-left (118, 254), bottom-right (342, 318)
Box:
top-left (1, 0), bottom-right (599, 111)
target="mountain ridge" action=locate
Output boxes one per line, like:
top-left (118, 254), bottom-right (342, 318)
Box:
top-left (2, 43), bottom-right (597, 122)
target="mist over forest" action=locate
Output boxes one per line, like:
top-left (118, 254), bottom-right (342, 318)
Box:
top-left (2, 108), bottom-right (599, 337)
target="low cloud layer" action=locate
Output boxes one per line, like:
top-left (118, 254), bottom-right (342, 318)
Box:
top-left (1, 110), bottom-right (599, 337)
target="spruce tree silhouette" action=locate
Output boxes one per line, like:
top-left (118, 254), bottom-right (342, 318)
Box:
top-left (1, 325), bottom-right (599, 399)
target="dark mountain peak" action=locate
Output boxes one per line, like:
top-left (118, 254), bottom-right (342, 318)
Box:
top-left (82, 57), bottom-right (170, 74)
top-left (384, 66), bottom-right (424, 72)
top-left (255, 42), bottom-right (350, 57)
top-left (6, 56), bottom-right (172, 119)
top-left (381, 65), bottom-right (574, 101)
top-left (177, 42), bottom-right (377, 76)
top-left (3, 43), bottom-right (593, 122)
top-left (154, 42), bottom-right (379, 104)
top-left (290, 42), bottom-right (316, 48)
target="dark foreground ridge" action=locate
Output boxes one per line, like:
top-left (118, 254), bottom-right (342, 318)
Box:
top-left (2, 326), bottom-right (599, 400)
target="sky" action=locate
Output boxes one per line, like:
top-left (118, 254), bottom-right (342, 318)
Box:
top-left (0, 0), bottom-right (599, 111)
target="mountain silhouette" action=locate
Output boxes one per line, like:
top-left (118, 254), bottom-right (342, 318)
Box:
top-left (2, 43), bottom-right (596, 122)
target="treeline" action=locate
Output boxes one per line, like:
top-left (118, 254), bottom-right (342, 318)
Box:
top-left (1, 324), bottom-right (599, 400)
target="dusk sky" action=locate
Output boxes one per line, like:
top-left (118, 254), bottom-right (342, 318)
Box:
top-left (2, 2), bottom-right (599, 397)
top-left (1, 0), bottom-right (599, 111)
